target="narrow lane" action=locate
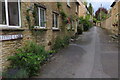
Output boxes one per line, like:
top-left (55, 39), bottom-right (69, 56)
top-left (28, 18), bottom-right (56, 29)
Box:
top-left (35, 27), bottom-right (118, 78)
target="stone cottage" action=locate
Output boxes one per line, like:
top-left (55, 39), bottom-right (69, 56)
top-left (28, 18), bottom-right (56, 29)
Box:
top-left (0, 0), bottom-right (82, 71)
top-left (101, 0), bottom-right (120, 35)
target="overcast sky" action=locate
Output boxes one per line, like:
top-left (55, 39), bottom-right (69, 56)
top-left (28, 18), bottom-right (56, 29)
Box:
top-left (87, 0), bottom-right (115, 13)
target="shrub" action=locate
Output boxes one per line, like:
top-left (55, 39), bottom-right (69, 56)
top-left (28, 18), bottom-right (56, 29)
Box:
top-left (62, 36), bottom-right (70, 46)
top-left (2, 68), bottom-right (28, 78)
top-left (9, 53), bottom-right (42, 76)
top-left (79, 17), bottom-right (92, 32)
top-left (83, 21), bottom-right (90, 31)
top-left (17, 41), bottom-right (47, 56)
top-left (77, 27), bottom-right (83, 34)
top-left (8, 41), bottom-right (48, 77)
top-left (53, 36), bottom-right (70, 51)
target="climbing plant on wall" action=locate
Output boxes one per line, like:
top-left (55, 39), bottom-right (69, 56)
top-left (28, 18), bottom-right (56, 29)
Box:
top-left (26, 4), bottom-right (45, 43)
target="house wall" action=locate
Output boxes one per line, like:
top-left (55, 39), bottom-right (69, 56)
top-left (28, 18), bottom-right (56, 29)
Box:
top-left (118, 1), bottom-right (120, 34)
top-left (101, 1), bottom-right (119, 35)
top-left (79, 2), bottom-right (87, 17)
top-left (1, 2), bottom-right (80, 71)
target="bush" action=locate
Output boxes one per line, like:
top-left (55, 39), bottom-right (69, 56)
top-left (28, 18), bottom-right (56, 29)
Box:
top-left (83, 22), bottom-right (89, 31)
top-left (9, 53), bottom-right (42, 76)
top-left (63, 36), bottom-right (70, 46)
top-left (77, 27), bottom-right (83, 34)
top-left (2, 68), bottom-right (28, 78)
top-left (53, 36), bottom-right (70, 51)
top-left (8, 41), bottom-right (48, 77)
top-left (79, 17), bottom-right (93, 32)
top-left (17, 41), bottom-right (47, 57)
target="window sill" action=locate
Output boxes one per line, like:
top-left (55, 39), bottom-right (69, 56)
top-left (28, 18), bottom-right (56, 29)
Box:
top-left (52, 28), bottom-right (60, 31)
top-left (0, 27), bottom-right (25, 31)
top-left (33, 27), bottom-right (48, 31)
top-left (67, 29), bottom-right (75, 31)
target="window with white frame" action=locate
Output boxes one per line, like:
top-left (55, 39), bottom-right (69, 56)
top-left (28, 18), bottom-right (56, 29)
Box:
top-left (71, 21), bottom-right (74, 30)
top-left (0, 0), bottom-right (21, 28)
top-left (52, 12), bottom-right (59, 29)
top-left (35, 7), bottom-right (46, 28)
top-left (67, 23), bottom-right (71, 30)
top-left (76, 5), bottom-right (79, 13)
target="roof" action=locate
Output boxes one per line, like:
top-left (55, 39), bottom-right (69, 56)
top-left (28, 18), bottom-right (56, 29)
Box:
top-left (76, 0), bottom-right (81, 5)
top-left (110, 0), bottom-right (118, 7)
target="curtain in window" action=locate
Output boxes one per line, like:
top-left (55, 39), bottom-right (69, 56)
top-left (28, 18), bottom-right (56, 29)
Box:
top-left (40, 8), bottom-right (45, 27)
top-left (0, 0), bottom-right (6, 24)
top-left (8, 1), bottom-right (19, 26)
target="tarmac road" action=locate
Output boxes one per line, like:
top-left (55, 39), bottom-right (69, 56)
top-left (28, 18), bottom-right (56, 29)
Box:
top-left (34, 26), bottom-right (118, 78)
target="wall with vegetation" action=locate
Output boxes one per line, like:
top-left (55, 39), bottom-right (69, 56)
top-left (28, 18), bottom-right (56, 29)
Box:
top-left (101, 1), bottom-right (119, 35)
top-left (1, 2), bottom-right (79, 71)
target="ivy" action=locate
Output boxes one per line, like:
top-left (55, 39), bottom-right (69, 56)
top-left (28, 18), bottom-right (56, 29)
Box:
top-left (26, 9), bottom-right (31, 29)
top-left (57, 2), bottom-right (62, 9)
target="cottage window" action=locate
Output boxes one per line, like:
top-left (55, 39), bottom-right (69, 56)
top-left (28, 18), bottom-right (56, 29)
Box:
top-left (0, 1), bottom-right (6, 25)
top-left (76, 5), bottom-right (79, 13)
top-left (35, 7), bottom-right (46, 28)
top-left (0, 0), bottom-right (21, 28)
top-left (52, 12), bottom-right (59, 29)
top-left (72, 21), bottom-right (74, 30)
top-left (67, 24), bottom-right (71, 30)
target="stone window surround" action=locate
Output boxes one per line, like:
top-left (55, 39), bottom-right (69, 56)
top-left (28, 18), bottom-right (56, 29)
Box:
top-left (52, 12), bottom-right (59, 30)
top-left (0, 0), bottom-right (21, 28)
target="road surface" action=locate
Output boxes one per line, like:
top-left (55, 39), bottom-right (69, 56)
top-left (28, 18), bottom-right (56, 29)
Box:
top-left (34, 27), bottom-right (118, 78)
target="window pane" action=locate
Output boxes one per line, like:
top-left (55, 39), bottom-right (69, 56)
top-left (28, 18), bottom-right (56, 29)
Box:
top-left (0, 0), bottom-right (6, 25)
top-left (35, 7), bottom-right (39, 26)
top-left (52, 13), bottom-right (58, 28)
top-left (40, 8), bottom-right (45, 27)
top-left (55, 14), bottom-right (58, 28)
top-left (52, 13), bottom-right (54, 27)
top-left (8, 1), bottom-right (19, 26)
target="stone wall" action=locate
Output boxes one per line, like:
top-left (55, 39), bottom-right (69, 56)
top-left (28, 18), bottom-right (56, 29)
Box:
top-left (101, 17), bottom-right (112, 31)
top-left (1, 2), bottom-right (80, 71)
top-left (79, 2), bottom-right (87, 17)
top-left (101, 1), bottom-right (119, 35)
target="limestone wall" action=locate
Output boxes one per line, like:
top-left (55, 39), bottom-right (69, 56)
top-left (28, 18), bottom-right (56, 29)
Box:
top-left (101, 1), bottom-right (119, 35)
top-left (1, 2), bottom-right (80, 71)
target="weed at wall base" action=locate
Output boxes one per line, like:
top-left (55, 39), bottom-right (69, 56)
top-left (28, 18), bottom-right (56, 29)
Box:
top-left (7, 41), bottom-right (48, 77)
top-left (53, 36), bottom-right (70, 51)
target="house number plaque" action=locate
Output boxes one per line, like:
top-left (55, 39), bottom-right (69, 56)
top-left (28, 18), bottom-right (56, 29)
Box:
top-left (0, 34), bottom-right (23, 41)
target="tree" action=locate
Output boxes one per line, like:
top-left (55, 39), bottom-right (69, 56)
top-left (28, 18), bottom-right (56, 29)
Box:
top-left (95, 7), bottom-right (108, 21)
top-left (88, 3), bottom-right (94, 15)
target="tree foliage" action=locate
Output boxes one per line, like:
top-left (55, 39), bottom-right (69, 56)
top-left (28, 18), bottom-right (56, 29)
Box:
top-left (95, 7), bottom-right (108, 21)
top-left (88, 3), bottom-right (94, 15)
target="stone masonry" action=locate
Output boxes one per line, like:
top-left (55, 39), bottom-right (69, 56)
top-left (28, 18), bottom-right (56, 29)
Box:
top-left (0, 1), bottom-right (83, 72)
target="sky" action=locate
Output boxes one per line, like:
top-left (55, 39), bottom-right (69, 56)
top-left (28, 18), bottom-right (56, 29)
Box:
top-left (87, 0), bottom-right (115, 13)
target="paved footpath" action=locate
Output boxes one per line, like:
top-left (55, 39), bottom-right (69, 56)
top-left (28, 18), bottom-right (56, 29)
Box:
top-left (34, 27), bottom-right (118, 78)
